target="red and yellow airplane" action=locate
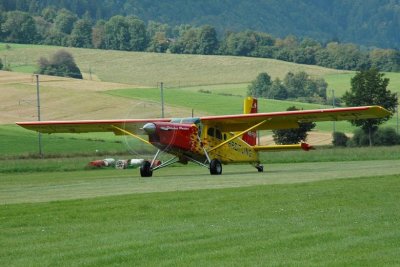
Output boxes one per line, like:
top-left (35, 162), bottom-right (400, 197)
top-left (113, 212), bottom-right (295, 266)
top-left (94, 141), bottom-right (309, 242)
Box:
top-left (17, 98), bottom-right (390, 177)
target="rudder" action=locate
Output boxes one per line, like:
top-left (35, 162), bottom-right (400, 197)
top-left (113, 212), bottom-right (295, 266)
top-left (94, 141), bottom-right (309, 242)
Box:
top-left (242, 97), bottom-right (258, 146)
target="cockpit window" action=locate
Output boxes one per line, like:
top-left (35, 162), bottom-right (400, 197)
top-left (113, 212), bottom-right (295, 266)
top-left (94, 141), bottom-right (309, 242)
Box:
top-left (170, 117), bottom-right (200, 124)
top-left (215, 129), bottom-right (222, 140)
top-left (207, 127), bottom-right (215, 137)
top-left (207, 127), bottom-right (223, 140)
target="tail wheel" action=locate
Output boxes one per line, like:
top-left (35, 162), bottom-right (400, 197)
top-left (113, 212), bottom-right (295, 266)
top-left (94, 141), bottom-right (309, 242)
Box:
top-left (140, 161), bottom-right (153, 177)
top-left (210, 159), bottom-right (222, 175)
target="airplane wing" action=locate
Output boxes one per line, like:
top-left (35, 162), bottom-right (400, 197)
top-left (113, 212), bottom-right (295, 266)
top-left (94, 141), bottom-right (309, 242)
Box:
top-left (16, 118), bottom-right (170, 135)
top-left (199, 106), bottom-right (391, 132)
top-left (17, 106), bottom-right (390, 134)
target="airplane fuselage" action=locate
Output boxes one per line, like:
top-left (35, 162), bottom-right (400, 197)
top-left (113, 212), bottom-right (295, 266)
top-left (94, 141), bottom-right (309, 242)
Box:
top-left (144, 119), bottom-right (260, 165)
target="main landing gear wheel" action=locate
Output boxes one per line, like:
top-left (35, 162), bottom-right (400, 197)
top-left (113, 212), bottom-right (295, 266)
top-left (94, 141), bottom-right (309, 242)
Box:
top-left (210, 159), bottom-right (222, 175)
top-left (256, 165), bottom-right (264, 172)
top-left (140, 161), bottom-right (153, 177)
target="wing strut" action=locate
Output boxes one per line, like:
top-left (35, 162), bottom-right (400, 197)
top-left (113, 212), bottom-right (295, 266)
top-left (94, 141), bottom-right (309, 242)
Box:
top-left (111, 125), bottom-right (152, 145)
top-left (207, 119), bottom-right (270, 153)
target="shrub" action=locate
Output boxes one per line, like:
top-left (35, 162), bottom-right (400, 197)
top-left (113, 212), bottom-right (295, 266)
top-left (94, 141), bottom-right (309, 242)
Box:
top-left (374, 127), bottom-right (400, 146)
top-left (332, 132), bottom-right (348, 147)
top-left (348, 127), bottom-right (400, 146)
top-left (37, 49), bottom-right (82, 79)
top-left (348, 129), bottom-right (370, 147)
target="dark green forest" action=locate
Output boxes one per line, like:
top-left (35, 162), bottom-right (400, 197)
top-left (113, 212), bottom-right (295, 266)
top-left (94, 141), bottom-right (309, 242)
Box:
top-left (1, 0), bottom-right (400, 72)
top-left (1, 0), bottom-right (399, 49)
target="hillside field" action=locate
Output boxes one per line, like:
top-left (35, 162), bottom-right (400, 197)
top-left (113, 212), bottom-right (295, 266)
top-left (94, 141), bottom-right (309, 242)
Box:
top-left (2, 43), bottom-right (400, 91)
top-left (0, 43), bottom-right (347, 87)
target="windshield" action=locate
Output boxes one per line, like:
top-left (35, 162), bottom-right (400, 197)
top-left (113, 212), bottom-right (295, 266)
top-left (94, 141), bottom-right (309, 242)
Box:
top-left (170, 117), bottom-right (200, 124)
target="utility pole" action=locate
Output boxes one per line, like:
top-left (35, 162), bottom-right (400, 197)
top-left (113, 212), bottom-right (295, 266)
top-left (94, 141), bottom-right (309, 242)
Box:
top-left (160, 82), bottom-right (165, 118)
top-left (331, 89), bottom-right (336, 133)
top-left (397, 92), bottom-right (399, 134)
top-left (35, 74), bottom-right (43, 157)
top-left (89, 65), bottom-right (92, 80)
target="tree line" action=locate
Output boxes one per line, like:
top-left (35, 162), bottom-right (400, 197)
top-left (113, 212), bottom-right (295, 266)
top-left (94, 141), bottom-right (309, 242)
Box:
top-left (247, 71), bottom-right (328, 104)
top-left (1, 8), bottom-right (400, 72)
top-left (1, 0), bottom-right (400, 49)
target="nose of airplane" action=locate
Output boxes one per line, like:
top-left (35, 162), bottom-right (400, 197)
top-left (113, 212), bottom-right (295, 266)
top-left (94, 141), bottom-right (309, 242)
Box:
top-left (142, 123), bottom-right (156, 135)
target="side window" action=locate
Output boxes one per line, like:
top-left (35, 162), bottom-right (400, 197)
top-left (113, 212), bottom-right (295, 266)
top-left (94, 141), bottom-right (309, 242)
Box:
top-left (207, 127), bottom-right (215, 137)
top-left (216, 129), bottom-right (222, 140)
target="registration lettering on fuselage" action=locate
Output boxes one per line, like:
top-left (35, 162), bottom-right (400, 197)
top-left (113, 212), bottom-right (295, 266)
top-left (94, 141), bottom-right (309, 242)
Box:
top-left (227, 140), bottom-right (254, 157)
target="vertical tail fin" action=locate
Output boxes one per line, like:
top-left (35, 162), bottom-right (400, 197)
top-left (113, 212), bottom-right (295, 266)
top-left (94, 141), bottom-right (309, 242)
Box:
top-left (242, 97), bottom-right (258, 146)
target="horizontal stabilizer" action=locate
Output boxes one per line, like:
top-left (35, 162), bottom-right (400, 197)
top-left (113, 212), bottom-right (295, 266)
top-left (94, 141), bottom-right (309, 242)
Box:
top-left (253, 142), bottom-right (313, 151)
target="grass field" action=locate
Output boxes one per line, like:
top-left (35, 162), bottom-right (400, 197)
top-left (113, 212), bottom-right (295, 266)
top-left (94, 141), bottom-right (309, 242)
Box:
top-left (324, 72), bottom-right (400, 96)
top-left (2, 158), bottom-right (400, 204)
top-left (2, 143), bottom-right (399, 172)
top-left (0, 43), bottom-right (346, 87)
top-left (2, 43), bottom-right (400, 95)
top-left (1, 163), bottom-right (400, 266)
top-left (0, 124), bottom-right (137, 157)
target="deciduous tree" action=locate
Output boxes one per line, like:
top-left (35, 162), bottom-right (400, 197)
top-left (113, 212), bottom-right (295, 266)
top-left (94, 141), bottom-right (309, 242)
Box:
top-left (272, 106), bottom-right (316, 145)
top-left (126, 16), bottom-right (148, 51)
top-left (342, 69), bottom-right (397, 146)
top-left (92, 20), bottom-right (106, 49)
top-left (69, 18), bottom-right (92, 48)
top-left (104, 15), bottom-right (130, 50)
top-left (247, 72), bottom-right (272, 98)
top-left (1, 11), bottom-right (37, 43)
top-left (54, 8), bottom-right (77, 35)
top-left (147, 32), bottom-right (169, 53)
top-left (197, 25), bottom-right (218, 55)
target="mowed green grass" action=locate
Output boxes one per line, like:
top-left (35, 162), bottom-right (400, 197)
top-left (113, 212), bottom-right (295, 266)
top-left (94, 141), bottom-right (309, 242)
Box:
top-left (0, 124), bottom-right (156, 157)
top-left (1, 145), bottom-right (399, 173)
top-left (2, 157), bottom-right (400, 204)
top-left (1, 168), bottom-right (400, 266)
top-left (324, 72), bottom-right (400, 96)
top-left (106, 87), bottom-right (327, 115)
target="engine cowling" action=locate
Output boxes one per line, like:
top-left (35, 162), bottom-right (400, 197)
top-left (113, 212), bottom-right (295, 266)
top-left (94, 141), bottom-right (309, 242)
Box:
top-left (143, 122), bottom-right (199, 152)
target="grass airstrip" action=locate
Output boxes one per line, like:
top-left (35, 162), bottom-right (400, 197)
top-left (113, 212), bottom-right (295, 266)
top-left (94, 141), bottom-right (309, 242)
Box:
top-left (1, 43), bottom-right (400, 266)
top-left (1, 163), bottom-right (400, 266)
